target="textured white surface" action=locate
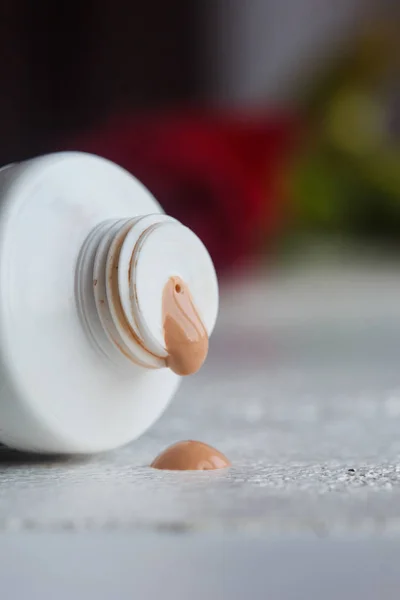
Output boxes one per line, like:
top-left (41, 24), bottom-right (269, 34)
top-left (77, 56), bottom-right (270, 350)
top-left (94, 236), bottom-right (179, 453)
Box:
top-left (4, 264), bottom-right (400, 598)
top-left (3, 533), bottom-right (400, 600)
top-left (1, 265), bottom-right (400, 536)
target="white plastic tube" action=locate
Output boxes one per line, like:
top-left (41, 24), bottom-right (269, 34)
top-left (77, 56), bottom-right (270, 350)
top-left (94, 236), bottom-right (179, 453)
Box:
top-left (0, 152), bottom-right (218, 454)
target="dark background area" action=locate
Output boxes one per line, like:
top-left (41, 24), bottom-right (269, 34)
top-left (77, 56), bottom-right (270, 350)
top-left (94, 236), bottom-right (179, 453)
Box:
top-left (2, 0), bottom-right (398, 269)
top-left (0, 1), bottom-right (201, 164)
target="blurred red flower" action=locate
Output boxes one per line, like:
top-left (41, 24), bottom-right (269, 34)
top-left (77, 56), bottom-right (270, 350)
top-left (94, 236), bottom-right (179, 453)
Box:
top-left (63, 111), bottom-right (296, 272)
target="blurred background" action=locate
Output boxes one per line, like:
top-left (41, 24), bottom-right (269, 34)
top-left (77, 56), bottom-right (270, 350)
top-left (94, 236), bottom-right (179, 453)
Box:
top-left (1, 0), bottom-right (399, 274)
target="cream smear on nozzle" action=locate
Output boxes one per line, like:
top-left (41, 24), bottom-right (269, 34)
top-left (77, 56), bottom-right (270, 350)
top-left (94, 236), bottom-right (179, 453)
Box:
top-left (162, 276), bottom-right (208, 376)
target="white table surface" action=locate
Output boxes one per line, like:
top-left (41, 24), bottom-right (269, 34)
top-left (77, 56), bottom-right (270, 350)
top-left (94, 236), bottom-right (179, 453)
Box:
top-left (3, 262), bottom-right (400, 598)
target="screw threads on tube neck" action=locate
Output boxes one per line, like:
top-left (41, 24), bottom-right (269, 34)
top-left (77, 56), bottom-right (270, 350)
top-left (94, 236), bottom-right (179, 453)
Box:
top-left (76, 215), bottom-right (173, 369)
